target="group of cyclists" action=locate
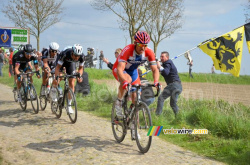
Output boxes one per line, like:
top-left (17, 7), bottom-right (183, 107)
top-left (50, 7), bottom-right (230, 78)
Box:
top-left (12, 31), bottom-right (160, 119)
top-left (12, 42), bottom-right (84, 114)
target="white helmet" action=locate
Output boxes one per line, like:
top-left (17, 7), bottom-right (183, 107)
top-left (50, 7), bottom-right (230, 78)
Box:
top-left (72, 44), bottom-right (83, 56)
top-left (49, 42), bottom-right (59, 50)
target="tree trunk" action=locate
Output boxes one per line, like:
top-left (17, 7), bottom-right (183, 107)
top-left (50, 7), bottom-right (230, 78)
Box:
top-left (154, 42), bottom-right (158, 56)
top-left (36, 36), bottom-right (40, 51)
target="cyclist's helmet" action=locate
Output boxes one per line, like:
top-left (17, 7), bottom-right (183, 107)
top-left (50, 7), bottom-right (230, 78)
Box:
top-left (72, 44), bottom-right (83, 56)
top-left (134, 31), bottom-right (150, 44)
top-left (24, 44), bottom-right (33, 53)
top-left (49, 42), bottom-right (59, 51)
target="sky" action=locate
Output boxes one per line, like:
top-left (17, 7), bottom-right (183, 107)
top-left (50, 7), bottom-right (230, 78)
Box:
top-left (0, 0), bottom-right (250, 75)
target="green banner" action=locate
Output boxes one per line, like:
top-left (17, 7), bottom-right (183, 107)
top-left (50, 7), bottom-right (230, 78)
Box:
top-left (11, 29), bottom-right (27, 35)
top-left (13, 36), bottom-right (27, 42)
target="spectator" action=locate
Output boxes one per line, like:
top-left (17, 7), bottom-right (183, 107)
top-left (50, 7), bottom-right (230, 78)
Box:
top-left (75, 71), bottom-right (90, 96)
top-left (99, 50), bottom-right (104, 69)
top-left (187, 60), bottom-right (193, 78)
top-left (156, 51), bottom-right (182, 117)
top-left (0, 49), bottom-right (4, 76)
top-left (138, 68), bottom-right (155, 106)
top-left (102, 48), bottom-right (122, 69)
top-left (8, 47), bottom-right (14, 76)
top-left (211, 64), bottom-right (215, 74)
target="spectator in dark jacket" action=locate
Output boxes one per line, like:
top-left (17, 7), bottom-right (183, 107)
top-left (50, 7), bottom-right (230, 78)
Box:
top-left (156, 51), bottom-right (182, 117)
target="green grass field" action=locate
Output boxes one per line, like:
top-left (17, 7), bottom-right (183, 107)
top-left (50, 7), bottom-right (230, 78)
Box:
top-left (85, 68), bottom-right (250, 85)
top-left (0, 65), bottom-right (249, 164)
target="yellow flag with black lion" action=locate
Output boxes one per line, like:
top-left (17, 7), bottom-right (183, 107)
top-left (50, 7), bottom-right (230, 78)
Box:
top-left (199, 26), bottom-right (244, 77)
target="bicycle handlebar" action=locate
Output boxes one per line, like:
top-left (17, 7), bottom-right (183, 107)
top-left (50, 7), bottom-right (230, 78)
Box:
top-left (57, 73), bottom-right (81, 80)
top-left (127, 84), bottom-right (161, 97)
top-left (18, 71), bottom-right (38, 76)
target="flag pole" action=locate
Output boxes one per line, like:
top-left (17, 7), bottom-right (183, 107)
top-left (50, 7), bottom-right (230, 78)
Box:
top-left (171, 23), bottom-right (246, 60)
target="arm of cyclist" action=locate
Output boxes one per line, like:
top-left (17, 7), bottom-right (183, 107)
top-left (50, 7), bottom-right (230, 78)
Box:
top-left (31, 57), bottom-right (40, 78)
top-left (117, 61), bottom-right (130, 89)
top-left (150, 63), bottom-right (160, 88)
top-left (42, 58), bottom-right (50, 73)
top-left (52, 64), bottom-right (62, 87)
top-left (77, 65), bottom-right (84, 83)
top-left (28, 61), bottom-right (33, 70)
top-left (15, 63), bottom-right (21, 76)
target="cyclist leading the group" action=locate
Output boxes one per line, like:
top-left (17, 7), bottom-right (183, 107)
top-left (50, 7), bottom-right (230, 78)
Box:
top-left (112, 31), bottom-right (160, 119)
top-left (52, 44), bottom-right (85, 113)
top-left (40, 42), bottom-right (60, 95)
top-left (12, 44), bottom-right (40, 102)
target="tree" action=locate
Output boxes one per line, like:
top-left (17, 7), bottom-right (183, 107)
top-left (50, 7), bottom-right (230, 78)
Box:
top-left (144, 0), bottom-right (184, 54)
top-left (1, 0), bottom-right (64, 51)
top-left (91, 0), bottom-right (155, 43)
top-left (245, 0), bottom-right (250, 23)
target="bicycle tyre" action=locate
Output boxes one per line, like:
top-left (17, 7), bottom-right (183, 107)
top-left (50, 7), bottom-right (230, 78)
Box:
top-left (19, 84), bottom-right (27, 111)
top-left (39, 85), bottom-right (47, 111)
top-left (134, 102), bottom-right (152, 153)
top-left (13, 87), bottom-right (18, 102)
top-left (51, 87), bottom-right (61, 118)
top-left (66, 88), bottom-right (77, 123)
top-left (30, 84), bottom-right (39, 114)
top-left (111, 100), bottom-right (126, 143)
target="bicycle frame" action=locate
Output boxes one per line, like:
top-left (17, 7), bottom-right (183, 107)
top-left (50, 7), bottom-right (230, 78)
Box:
top-left (58, 74), bottom-right (79, 107)
top-left (19, 71), bottom-right (36, 99)
top-left (123, 84), bottom-right (161, 130)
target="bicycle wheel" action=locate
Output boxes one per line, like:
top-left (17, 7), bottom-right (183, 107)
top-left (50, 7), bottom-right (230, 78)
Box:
top-left (30, 84), bottom-right (39, 114)
top-left (39, 85), bottom-right (47, 111)
top-left (13, 87), bottom-right (18, 102)
top-left (111, 100), bottom-right (126, 143)
top-left (134, 102), bottom-right (152, 153)
top-left (51, 88), bottom-right (61, 118)
top-left (19, 85), bottom-right (27, 111)
top-left (65, 88), bottom-right (77, 123)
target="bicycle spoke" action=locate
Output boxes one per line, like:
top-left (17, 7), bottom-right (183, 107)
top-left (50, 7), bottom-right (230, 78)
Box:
top-left (66, 88), bottom-right (77, 123)
top-left (30, 85), bottom-right (39, 114)
top-left (135, 102), bottom-right (152, 153)
top-left (111, 100), bottom-right (126, 143)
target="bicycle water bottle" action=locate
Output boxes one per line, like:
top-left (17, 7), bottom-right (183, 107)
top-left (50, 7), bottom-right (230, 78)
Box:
top-left (47, 85), bottom-right (50, 94)
top-left (58, 86), bottom-right (63, 98)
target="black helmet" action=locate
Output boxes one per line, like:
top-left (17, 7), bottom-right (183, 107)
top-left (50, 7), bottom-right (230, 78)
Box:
top-left (24, 44), bottom-right (33, 53)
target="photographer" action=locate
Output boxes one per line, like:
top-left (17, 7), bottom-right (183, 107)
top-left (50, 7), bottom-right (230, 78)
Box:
top-left (99, 50), bottom-right (104, 69)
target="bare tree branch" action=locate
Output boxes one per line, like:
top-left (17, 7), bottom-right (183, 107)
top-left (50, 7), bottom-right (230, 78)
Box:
top-left (91, 0), bottom-right (154, 43)
top-left (145, 0), bottom-right (184, 54)
top-left (1, 0), bottom-right (64, 50)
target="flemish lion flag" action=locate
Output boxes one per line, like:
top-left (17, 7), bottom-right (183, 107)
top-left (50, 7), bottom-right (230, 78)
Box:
top-left (244, 22), bottom-right (250, 54)
top-left (199, 26), bottom-right (244, 77)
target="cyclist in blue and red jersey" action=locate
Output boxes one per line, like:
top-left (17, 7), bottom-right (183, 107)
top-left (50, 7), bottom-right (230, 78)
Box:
top-left (112, 31), bottom-right (160, 119)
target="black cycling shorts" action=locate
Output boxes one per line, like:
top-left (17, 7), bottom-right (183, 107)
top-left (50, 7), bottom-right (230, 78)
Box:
top-left (60, 62), bottom-right (76, 75)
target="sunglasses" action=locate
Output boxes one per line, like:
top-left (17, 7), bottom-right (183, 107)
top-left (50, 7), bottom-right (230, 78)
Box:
top-left (136, 43), bottom-right (148, 48)
top-left (51, 50), bottom-right (57, 53)
top-left (26, 52), bottom-right (32, 55)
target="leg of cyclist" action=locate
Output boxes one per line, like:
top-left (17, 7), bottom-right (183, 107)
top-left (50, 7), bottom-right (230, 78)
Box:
top-left (67, 63), bottom-right (83, 114)
top-left (14, 63), bottom-right (23, 102)
top-left (41, 67), bottom-right (50, 96)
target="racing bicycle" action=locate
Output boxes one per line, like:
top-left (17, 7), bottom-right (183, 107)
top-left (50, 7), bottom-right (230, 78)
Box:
top-left (51, 73), bottom-right (80, 123)
top-left (111, 84), bottom-right (161, 153)
top-left (39, 71), bottom-right (55, 111)
top-left (17, 71), bottom-right (39, 113)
